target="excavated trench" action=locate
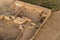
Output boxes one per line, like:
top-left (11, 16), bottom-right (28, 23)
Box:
top-left (0, 1), bottom-right (51, 40)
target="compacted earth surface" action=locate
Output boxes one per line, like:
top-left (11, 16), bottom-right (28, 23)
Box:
top-left (33, 10), bottom-right (60, 40)
top-left (0, 19), bottom-right (20, 40)
top-left (0, 0), bottom-right (60, 40)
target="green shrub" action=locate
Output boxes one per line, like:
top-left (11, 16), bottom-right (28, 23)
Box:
top-left (20, 0), bottom-right (60, 11)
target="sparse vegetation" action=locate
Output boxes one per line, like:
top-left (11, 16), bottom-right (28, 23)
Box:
top-left (20, 0), bottom-right (60, 11)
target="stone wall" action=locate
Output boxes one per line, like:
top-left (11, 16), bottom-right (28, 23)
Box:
top-left (15, 1), bottom-right (51, 13)
top-left (15, 1), bottom-right (51, 23)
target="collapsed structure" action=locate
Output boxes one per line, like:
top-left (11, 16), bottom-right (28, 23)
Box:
top-left (0, 1), bottom-right (51, 40)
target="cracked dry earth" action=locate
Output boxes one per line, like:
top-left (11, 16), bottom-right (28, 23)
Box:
top-left (34, 10), bottom-right (60, 40)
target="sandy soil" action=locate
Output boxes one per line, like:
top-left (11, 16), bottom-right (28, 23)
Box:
top-left (33, 10), bottom-right (60, 40)
top-left (0, 0), bottom-right (15, 7)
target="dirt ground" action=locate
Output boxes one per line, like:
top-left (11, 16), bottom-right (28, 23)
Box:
top-left (0, 19), bottom-right (20, 40)
top-left (33, 10), bottom-right (60, 40)
top-left (0, 0), bottom-right (16, 7)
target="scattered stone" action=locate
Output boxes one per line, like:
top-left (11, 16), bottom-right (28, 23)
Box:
top-left (14, 17), bottom-right (26, 24)
top-left (3, 15), bottom-right (11, 20)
